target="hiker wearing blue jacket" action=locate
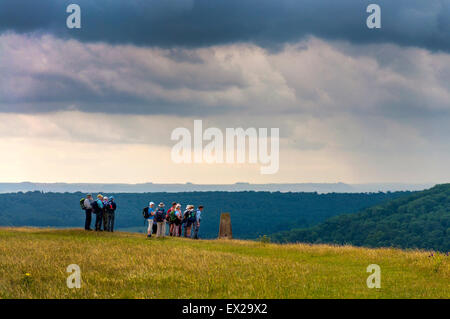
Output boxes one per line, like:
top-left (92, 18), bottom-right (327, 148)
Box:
top-left (94, 194), bottom-right (104, 231)
top-left (192, 205), bottom-right (203, 239)
top-left (155, 202), bottom-right (166, 238)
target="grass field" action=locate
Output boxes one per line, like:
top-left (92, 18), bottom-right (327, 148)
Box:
top-left (0, 228), bottom-right (448, 299)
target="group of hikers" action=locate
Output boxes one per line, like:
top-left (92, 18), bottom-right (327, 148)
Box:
top-left (80, 194), bottom-right (204, 239)
top-left (80, 194), bottom-right (117, 232)
top-left (143, 202), bottom-right (203, 239)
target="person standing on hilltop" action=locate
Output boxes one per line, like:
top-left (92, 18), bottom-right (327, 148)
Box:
top-left (146, 202), bottom-right (156, 238)
top-left (102, 196), bottom-right (110, 231)
top-left (167, 202), bottom-right (177, 236)
top-left (173, 204), bottom-right (183, 237)
top-left (93, 194), bottom-right (104, 231)
top-left (155, 202), bottom-right (166, 238)
top-left (192, 205), bottom-right (204, 240)
top-left (83, 194), bottom-right (94, 231)
top-left (106, 196), bottom-right (117, 232)
top-left (183, 205), bottom-right (195, 238)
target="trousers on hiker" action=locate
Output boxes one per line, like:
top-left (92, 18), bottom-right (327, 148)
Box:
top-left (184, 222), bottom-right (192, 237)
top-left (169, 222), bottom-right (174, 236)
top-left (173, 223), bottom-right (181, 237)
top-left (106, 211), bottom-right (115, 232)
top-left (85, 209), bottom-right (92, 230)
top-left (192, 222), bottom-right (200, 239)
top-left (147, 219), bottom-right (154, 235)
top-left (95, 211), bottom-right (103, 231)
top-left (102, 210), bottom-right (109, 231)
top-left (156, 221), bottom-right (166, 237)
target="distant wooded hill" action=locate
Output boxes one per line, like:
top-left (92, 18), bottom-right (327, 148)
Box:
top-left (0, 191), bottom-right (406, 239)
top-left (272, 184), bottom-right (450, 252)
top-left (0, 182), bottom-right (431, 193)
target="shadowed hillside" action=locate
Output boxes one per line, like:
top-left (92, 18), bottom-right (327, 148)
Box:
top-left (272, 184), bottom-right (450, 252)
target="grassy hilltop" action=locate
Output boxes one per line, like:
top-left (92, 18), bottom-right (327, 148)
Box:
top-left (0, 228), bottom-right (448, 299)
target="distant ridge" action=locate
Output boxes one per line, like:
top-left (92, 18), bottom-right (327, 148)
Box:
top-left (0, 182), bottom-right (433, 194)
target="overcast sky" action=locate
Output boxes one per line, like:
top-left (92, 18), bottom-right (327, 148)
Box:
top-left (0, 1), bottom-right (449, 184)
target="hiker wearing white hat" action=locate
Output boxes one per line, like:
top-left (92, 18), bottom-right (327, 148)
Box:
top-left (146, 202), bottom-right (156, 238)
top-left (173, 204), bottom-right (183, 237)
top-left (183, 205), bottom-right (196, 237)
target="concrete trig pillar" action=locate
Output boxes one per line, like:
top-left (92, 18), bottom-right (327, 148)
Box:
top-left (218, 212), bottom-right (232, 239)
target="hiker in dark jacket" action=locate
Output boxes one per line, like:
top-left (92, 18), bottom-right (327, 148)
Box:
top-left (94, 194), bottom-right (104, 231)
top-left (183, 205), bottom-right (195, 237)
top-left (105, 196), bottom-right (117, 232)
top-left (102, 196), bottom-right (110, 231)
top-left (155, 202), bottom-right (166, 237)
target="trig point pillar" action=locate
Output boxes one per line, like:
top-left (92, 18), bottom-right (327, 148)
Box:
top-left (218, 213), bottom-right (232, 239)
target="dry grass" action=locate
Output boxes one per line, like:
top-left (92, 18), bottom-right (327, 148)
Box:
top-left (0, 227), bottom-right (448, 299)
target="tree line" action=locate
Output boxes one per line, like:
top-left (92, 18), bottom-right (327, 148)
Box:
top-left (272, 184), bottom-right (450, 252)
top-left (0, 191), bottom-right (406, 239)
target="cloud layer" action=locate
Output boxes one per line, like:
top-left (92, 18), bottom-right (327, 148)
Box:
top-left (0, 0), bottom-right (449, 52)
top-left (1, 33), bottom-right (450, 121)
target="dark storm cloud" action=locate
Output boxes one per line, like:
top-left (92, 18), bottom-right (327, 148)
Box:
top-left (2, 33), bottom-right (450, 118)
top-left (0, 0), bottom-right (449, 52)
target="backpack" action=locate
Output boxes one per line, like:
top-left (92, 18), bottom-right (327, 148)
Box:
top-left (155, 208), bottom-right (166, 222)
top-left (80, 198), bottom-right (86, 210)
top-left (188, 210), bottom-right (197, 222)
top-left (91, 200), bottom-right (99, 212)
top-left (142, 207), bottom-right (150, 219)
top-left (165, 208), bottom-right (173, 222)
top-left (182, 210), bottom-right (189, 223)
top-left (169, 209), bottom-right (177, 222)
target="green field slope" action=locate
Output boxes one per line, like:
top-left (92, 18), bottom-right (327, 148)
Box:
top-left (0, 228), bottom-right (448, 299)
